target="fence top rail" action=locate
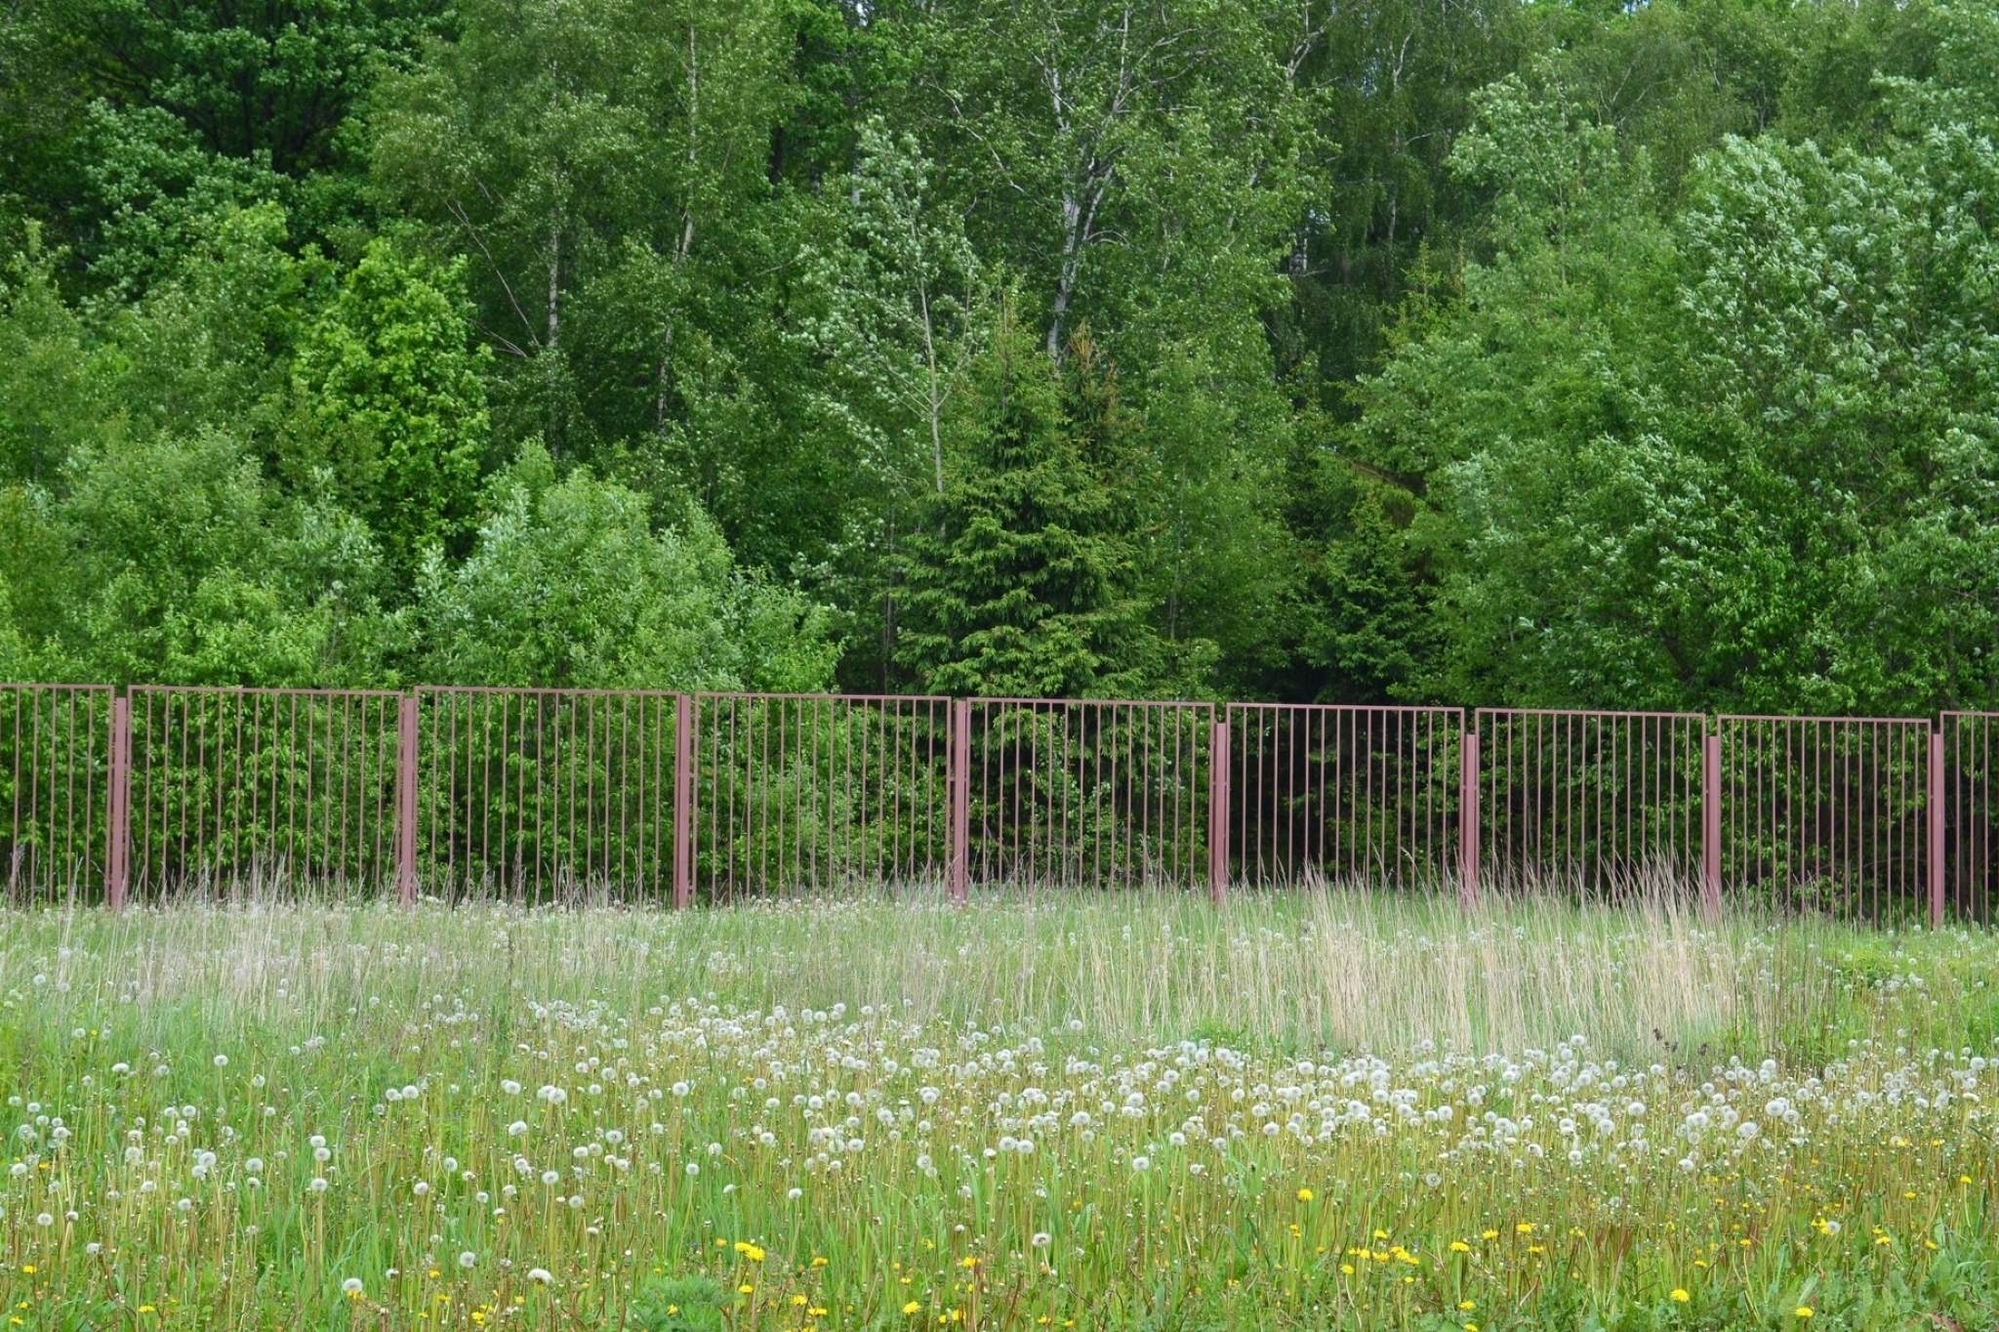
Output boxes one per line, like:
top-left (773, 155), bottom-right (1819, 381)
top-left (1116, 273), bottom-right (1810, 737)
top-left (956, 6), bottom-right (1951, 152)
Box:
top-left (972, 696), bottom-right (1216, 711)
top-left (1940, 711), bottom-right (1999, 721)
top-left (417, 685), bottom-right (685, 700)
top-left (1476, 707), bottom-right (1704, 723)
top-left (1230, 702), bottom-right (1464, 717)
top-left (129, 684), bottom-right (403, 700)
top-left (694, 691), bottom-right (954, 705)
top-left (1718, 713), bottom-right (1932, 727)
top-left (0, 681), bottom-right (114, 697)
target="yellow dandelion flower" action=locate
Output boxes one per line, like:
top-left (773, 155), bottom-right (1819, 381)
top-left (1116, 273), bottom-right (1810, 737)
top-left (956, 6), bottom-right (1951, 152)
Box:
top-left (1515, 1222), bottom-right (1534, 1235)
top-left (1671, 1289), bottom-right (1690, 1303)
top-left (1296, 1188), bottom-right (1313, 1203)
top-left (1458, 1300), bottom-right (1476, 1311)
top-left (903, 1301), bottom-right (922, 1316)
top-left (792, 1295), bottom-right (809, 1307)
top-left (1481, 1229), bottom-right (1500, 1241)
top-left (1795, 1308), bottom-right (1814, 1320)
top-left (739, 1284), bottom-right (755, 1296)
top-left (1449, 1241), bottom-right (1471, 1254)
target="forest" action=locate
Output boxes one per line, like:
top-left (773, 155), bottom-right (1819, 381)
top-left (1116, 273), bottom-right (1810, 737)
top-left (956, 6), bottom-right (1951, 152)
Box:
top-left (1, 0), bottom-right (1995, 714)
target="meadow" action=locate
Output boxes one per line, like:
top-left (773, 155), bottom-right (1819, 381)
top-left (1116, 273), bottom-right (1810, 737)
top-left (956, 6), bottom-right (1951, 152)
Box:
top-left (1, 890), bottom-right (1996, 1330)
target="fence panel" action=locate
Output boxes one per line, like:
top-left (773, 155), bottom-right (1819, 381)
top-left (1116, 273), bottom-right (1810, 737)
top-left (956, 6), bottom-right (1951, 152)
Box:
top-left (1226, 704), bottom-right (1460, 889)
top-left (1718, 716), bottom-right (1930, 921)
top-left (690, 693), bottom-right (952, 901)
top-left (1477, 710), bottom-right (1705, 898)
top-left (1943, 713), bottom-right (1999, 923)
top-left (416, 688), bottom-right (676, 902)
top-left (128, 687), bottom-right (401, 899)
top-left (0, 684), bottom-right (113, 904)
top-left (966, 699), bottom-right (1213, 890)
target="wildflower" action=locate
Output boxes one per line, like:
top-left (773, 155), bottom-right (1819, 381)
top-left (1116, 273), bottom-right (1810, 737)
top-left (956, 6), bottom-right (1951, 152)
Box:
top-left (1449, 1241), bottom-right (1471, 1254)
top-left (1296, 1188), bottom-right (1313, 1203)
top-left (1671, 1289), bottom-right (1690, 1303)
top-left (1458, 1301), bottom-right (1475, 1312)
top-left (1515, 1222), bottom-right (1534, 1235)
top-left (734, 1242), bottom-right (766, 1262)
top-left (458, 1252), bottom-right (477, 1270)
top-left (1795, 1309), bottom-right (1813, 1321)
top-left (342, 1278), bottom-right (365, 1299)
top-left (527, 1269), bottom-right (552, 1284)
top-left (903, 1302), bottom-right (922, 1315)
top-left (1031, 1233), bottom-right (1052, 1248)
top-left (739, 1284), bottom-right (754, 1295)
top-left (792, 1295), bottom-right (809, 1307)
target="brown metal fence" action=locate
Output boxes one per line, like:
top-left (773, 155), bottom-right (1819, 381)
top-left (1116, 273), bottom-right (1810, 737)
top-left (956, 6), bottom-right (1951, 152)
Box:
top-left (415, 688), bottom-right (678, 903)
top-left (7, 682), bottom-right (1999, 921)
top-left (966, 699), bottom-right (1214, 891)
top-left (1475, 710), bottom-right (1705, 899)
top-left (1718, 716), bottom-right (1933, 923)
top-left (0, 684), bottom-right (112, 904)
top-left (689, 693), bottom-right (953, 901)
top-left (1224, 704), bottom-right (1460, 890)
top-left (126, 686), bottom-right (402, 900)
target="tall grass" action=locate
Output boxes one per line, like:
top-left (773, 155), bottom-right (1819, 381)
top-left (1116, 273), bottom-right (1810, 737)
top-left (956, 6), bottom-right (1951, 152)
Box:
top-left (0, 891), bottom-right (1995, 1329)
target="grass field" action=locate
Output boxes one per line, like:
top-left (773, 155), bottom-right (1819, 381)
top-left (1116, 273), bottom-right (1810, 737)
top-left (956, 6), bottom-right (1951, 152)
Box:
top-left (1, 890), bottom-right (1997, 1329)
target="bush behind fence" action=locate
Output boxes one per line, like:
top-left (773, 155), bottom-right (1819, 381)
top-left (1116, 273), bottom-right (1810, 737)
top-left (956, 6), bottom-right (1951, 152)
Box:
top-left (3, 683), bottom-right (1995, 921)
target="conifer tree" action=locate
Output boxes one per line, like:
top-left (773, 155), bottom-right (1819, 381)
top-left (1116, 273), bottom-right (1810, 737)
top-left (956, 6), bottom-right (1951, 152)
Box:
top-left (895, 300), bottom-right (1160, 697)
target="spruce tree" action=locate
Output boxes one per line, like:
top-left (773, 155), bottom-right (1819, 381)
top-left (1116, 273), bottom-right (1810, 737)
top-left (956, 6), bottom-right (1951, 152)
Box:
top-left (895, 302), bottom-right (1160, 698)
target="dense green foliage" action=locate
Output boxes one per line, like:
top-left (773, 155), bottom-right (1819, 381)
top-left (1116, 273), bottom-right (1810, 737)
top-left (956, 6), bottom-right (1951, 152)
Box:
top-left (2, 0), bottom-right (1996, 708)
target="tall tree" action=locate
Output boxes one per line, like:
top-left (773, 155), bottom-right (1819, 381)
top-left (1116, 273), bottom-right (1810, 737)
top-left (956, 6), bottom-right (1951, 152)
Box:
top-left (896, 301), bottom-right (1162, 697)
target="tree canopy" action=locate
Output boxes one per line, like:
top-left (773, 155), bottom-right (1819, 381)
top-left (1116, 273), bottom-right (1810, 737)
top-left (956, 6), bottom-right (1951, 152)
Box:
top-left (1, 0), bottom-right (1995, 712)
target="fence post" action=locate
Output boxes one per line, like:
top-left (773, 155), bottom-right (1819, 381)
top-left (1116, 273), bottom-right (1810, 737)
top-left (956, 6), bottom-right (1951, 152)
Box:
top-left (1458, 722), bottom-right (1479, 907)
top-left (105, 693), bottom-right (130, 910)
top-left (1208, 715), bottom-right (1230, 905)
top-left (1702, 731), bottom-right (1722, 917)
top-left (948, 698), bottom-right (970, 904)
top-left (395, 694), bottom-right (419, 906)
top-left (673, 694), bottom-right (694, 909)
top-left (1930, 726), bottom-right (1946, 930)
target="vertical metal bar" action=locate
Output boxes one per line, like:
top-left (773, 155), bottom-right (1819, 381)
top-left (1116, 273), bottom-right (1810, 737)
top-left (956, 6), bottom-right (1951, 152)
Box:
top-left (396, 694), bottom-right (419, 906)
top-left (673, 694), bottom-right (693, 909)
top-left (1209, 717), bottom-right (1230, 904)
top-left (1459, 724), bottom-right (1479, 906)
top-left (948, 698), bottom-right (970, 903)
top-left (106, 694), bottom-right (130, 909)
top-left (1702, 730), bottom-right (1722, 917)
top-left (1930, 726), bottom-right (1944, 928)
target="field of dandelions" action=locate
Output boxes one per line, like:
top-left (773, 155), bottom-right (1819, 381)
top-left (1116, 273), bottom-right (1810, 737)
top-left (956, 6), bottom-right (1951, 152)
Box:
top-left (2, 891), bottom-right (1998, 1331)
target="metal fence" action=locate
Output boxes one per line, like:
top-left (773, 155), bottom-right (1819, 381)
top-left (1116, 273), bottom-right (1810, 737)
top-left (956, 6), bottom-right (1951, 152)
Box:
top-left (4, 681), bottom-right (1997, 922)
